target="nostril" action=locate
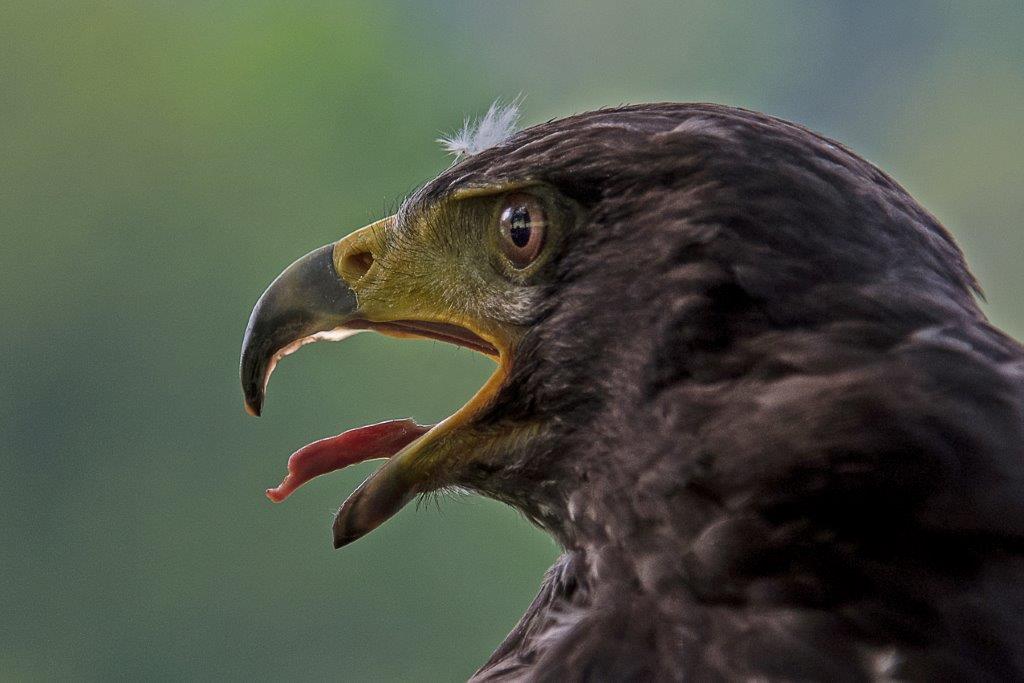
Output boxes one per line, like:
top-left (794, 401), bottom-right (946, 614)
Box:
top-left (340, 249), bottom-right (375, 283)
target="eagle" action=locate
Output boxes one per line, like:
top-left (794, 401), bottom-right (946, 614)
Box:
top-left (240, 103), bottom-right (1024, 680)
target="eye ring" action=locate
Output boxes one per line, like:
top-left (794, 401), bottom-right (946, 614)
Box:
top-left (498, 193), bottom-right (546, 269)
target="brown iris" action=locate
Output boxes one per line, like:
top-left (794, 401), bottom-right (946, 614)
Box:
top-left (498, 193), bottom-right (546, 269)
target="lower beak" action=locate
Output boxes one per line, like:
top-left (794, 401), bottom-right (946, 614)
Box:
top-left (239, 243), bottom-right (357, 416)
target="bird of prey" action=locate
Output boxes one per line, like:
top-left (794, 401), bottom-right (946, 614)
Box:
top-left (240, 103), bottom-right (1024, 680)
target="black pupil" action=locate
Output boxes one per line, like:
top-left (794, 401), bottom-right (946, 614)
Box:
top-left (509, 206), bottom-right (532, 248)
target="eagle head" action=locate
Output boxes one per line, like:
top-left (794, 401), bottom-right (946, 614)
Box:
top-left (240, 103), bottom-right (1024, 679)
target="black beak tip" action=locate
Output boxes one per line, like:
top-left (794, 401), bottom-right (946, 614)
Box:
top-left (244, 397), bottom-right (262, 417)
top-left (239, 352), bottom-right (267, 417)
top-left (331, 470), bottom-right (417, 550)
top-left (332, 511), bottom-right (363, 549)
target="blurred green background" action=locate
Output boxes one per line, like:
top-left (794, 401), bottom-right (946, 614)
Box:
top-left (2, 1), bottom-right (1022, 679)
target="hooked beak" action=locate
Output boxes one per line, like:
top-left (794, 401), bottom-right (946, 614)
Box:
top-left (239, 243), bottom-right (358, 417)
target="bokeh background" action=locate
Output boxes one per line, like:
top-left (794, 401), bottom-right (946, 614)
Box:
top-left (2, 1), bottom-right (1022, 679)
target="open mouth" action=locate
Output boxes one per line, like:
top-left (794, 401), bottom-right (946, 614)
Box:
top-left (255, 319), bottom-right (502, 504)
top-left (239, 235), bottom-right (517, 547)
top-left (368, 320), bottom-right (500, 357)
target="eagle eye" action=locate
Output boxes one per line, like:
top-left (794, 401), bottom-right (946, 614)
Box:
top-left (498, 194), bottom-right (546, 269)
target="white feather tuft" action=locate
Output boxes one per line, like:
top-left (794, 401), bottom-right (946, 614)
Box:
top-left (438, 99), bottom-right (522, 159)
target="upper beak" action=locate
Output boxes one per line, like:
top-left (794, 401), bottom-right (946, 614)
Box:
top-left (239, 242), bottom-right (357, 417)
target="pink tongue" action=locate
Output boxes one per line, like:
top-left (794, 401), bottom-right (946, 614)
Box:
top-left (266, 418), bottom-right (432, 503)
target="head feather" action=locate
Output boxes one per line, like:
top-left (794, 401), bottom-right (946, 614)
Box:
top-left (438, 99), bottom-right (522, 160)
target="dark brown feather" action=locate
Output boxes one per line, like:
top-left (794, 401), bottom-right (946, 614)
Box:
top-left (415, 104), bottom-right (1024, 681)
